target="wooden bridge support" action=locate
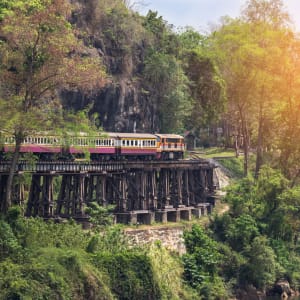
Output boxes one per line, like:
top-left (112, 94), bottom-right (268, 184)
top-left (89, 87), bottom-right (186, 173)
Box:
top-left (85, 175), bottom-right (107, 206)
top-left (26, 175), bottom-right (54, 217)
top-left (0, 160), bottom-right (216, 222)
top-left (56, 174), bottom-right (86, 217)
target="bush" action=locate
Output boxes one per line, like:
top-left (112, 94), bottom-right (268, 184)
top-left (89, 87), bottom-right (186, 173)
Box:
top-left (93, 250), bottom-right (161, 300)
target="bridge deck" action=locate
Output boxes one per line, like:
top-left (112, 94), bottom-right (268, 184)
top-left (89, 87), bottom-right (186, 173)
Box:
top-left (0, 159), bottom-right (216, 225)
top-left (0, 159), bottom-right (213, 174)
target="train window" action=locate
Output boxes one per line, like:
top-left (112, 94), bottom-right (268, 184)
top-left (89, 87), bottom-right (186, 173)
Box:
top-left (5, 137), bottom-right (10, 143)
top-left (135, 140), bottom-right (137, 146)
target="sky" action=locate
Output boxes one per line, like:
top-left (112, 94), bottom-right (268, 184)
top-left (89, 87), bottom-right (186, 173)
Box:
top-left (138, 0), bottom-right (300, 33)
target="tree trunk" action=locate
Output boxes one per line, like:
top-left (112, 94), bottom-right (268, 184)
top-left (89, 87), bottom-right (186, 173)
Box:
top-left (4, 132), bottom-right (23, 213)
top-left (255, 103), bottom-right (264, 178)
top-left (239, 106), bottom-right (249, 177)
top-left (234, 135), bottom-right (239, 158)
top-left (243, 135), bottom-right (249, 177)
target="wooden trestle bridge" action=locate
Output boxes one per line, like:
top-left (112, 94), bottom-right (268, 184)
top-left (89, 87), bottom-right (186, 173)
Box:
top-left (0, 160), bottom-right (216, 224)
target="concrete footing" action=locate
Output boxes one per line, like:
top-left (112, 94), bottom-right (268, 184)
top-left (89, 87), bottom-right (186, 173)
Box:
top-left (115, 203), bottom-right (213, 225)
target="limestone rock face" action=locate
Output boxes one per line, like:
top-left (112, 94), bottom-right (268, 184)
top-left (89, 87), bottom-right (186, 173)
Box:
top-left (61, 1), bottom-right (161, 133)
top-left (61, 82), bottom-right (159, 133)
top-left (267, 280), bottom-right (292, 297)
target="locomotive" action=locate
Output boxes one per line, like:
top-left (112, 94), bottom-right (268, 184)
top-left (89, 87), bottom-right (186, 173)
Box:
top-left (1, 132), bottom-right (185, 161)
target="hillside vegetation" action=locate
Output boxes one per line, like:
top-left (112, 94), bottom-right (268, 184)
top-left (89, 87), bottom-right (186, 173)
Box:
top-left (2, 0), bottom-right (300, 298)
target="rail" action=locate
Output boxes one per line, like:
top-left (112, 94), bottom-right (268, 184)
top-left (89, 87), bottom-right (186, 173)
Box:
top-left (0, 159), bottom-right (214, 174)
top-left (0, 161), bottom-right (125, 173)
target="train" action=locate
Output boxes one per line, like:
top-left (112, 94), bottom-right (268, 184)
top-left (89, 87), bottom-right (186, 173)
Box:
top-left (0, 132), bottom-right (185, 161)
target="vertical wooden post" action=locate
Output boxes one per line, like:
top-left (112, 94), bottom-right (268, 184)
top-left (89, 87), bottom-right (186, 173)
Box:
top-left (177, 169), bottom-right (183, 207)
top-left (182, 170), bottom-right (190, 206)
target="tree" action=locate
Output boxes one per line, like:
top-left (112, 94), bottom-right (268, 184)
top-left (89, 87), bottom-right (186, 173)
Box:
top-left (178, 29), bottom-right (226, 135)
top-left (241, 0), bottom-right (292, 177)
top-left (241, 236), bottom-right (277, 289)
top-left (210, 0), bottom-right (292, 176)
top-left (142, 11), bottom-right (191, 133)
top-left (0, 0), bottom-right (106, 212)
top-left (210, 19), bottom-right (260, 175)
top-left (275, 36), bottom-right (300, 181)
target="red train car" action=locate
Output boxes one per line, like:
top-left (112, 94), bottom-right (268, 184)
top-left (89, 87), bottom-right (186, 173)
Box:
top-left (0, 132), bottom-right (185, 161)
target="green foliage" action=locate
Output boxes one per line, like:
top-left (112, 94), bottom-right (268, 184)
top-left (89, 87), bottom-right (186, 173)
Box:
top-left (0, 219), bottom-right (22, 261)
top-left (226, 214), bottom-right (259, 252)
top-left (143, 51), bottom-right (191, 133)
top-left (93, 250), bottom-right (161, 300)
top-left (182, 225), bottom-right (227, 298)
top-left (85, 202), bottom-right (115, 229)
top-left (209, 165), bottom-right (300, 293)
top-left (85, 225), bottom-right (129, 255)
top-left (224, 177), bottom-right (255, 217)
top-left (217, 157), bottom-right (244, 179)
top-left (240, 236), bottom-right (277, 289)
top-left (15, 217), bottom-right (89, 250)
top-left (147, 242), bottom-right (197, 299)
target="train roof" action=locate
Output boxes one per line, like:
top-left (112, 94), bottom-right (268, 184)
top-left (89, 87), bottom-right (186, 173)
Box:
top-left (155, 134), bottom-right (184, 139)
top-left (106, 132), bottom-right (157, 139)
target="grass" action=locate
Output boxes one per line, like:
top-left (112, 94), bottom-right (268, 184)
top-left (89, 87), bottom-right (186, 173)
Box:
top-left (187, 147), bottom-right (236, 159)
